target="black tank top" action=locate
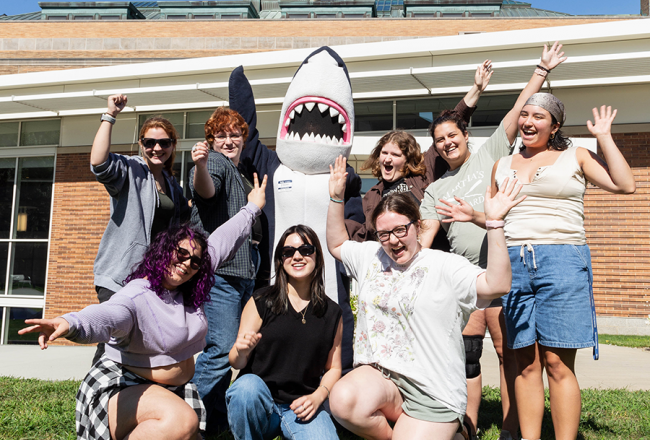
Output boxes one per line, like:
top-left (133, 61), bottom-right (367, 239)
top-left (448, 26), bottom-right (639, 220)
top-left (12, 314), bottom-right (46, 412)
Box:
top-left (239, 286), bottom-right (342, 404)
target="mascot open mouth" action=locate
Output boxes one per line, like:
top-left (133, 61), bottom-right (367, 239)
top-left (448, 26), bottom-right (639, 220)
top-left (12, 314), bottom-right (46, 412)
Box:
top-left (281, 96), bottom-right (351, 145)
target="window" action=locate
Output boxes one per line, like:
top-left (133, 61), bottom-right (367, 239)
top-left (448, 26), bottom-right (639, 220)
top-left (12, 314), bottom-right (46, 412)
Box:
top-left (396, 97), bottom-right (464, 131)
top-left (354, 101), bottom-right (393, 133)
top-left (20, 120), bottom-right (60, 146)
top-left (194, 15), bottom-right (214, 19)
top-left (167, 15), bottom-right (187, 19)
top-left (0, 120), bottom-right (61, 148)
top-left (74, 15), bottom-right (94, 20)
top-left (0, 156), bottom-right (54, 344)
top-left (186, 111), bottom-right (213, 139)
top-left (100, 15), bottom-right (121, 20)
top-left (470, 94), bottom-right (517, 127)
top-left (221, 15), bottom-right (242, 19)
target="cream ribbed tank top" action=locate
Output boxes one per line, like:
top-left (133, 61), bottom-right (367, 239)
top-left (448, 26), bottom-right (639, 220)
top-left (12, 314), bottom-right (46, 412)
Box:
top-left (494, 147), bottom-right (587, 246)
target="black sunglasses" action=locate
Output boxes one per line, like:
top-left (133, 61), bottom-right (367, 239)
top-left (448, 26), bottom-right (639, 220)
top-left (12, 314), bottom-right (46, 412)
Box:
top-left (175, 247), bottom-right (203, 270)
top-left (141, 138), bottom-right (174, 149)
top-left (281, 244), bottom-right (316, 259)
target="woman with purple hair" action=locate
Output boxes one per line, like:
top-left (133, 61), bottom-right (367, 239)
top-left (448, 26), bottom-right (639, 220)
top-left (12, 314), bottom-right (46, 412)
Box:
top-left (19, 175), bottom-right (267, 440)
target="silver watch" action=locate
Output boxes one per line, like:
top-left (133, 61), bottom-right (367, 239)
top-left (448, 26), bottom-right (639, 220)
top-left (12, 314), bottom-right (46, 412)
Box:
top-left (100, 113), bottom-right (116, 125)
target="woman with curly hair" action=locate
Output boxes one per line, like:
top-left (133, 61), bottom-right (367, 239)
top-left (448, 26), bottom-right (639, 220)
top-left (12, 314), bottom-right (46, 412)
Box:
top-left (19, 178), bottom-right (267, 440)
top-left (226, 224), bottom-right (343, 440)
top-left (346, 60), bottom-right (493, 246)
top-left (90, 94), bottom-right (191, 364)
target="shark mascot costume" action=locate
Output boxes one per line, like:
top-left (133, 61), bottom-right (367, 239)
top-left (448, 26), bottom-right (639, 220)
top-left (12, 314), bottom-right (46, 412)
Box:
top-left (229, 47), bottom-right (363, 370)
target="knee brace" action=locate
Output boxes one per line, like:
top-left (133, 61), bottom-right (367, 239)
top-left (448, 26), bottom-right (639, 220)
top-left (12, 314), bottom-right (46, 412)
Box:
top-left (463, 335), bottom-right (484, 379)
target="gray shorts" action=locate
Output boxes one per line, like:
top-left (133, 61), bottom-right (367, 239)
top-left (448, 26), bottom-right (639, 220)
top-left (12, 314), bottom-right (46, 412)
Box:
top-left (373, 364), bottom-right (464, 425)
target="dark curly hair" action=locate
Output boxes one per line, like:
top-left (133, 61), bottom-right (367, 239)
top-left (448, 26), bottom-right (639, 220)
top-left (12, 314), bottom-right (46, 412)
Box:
top-left (519, 114), bottom-right (572, 152)
top-left (139, 116), bottom-right (178, 176)
top-left (361, 131), bottom-right (426, 180)
top-left (258, 225), bottom-right (328, 318)
top-left (205, 107), bottom-right (249, 146)
top-left (125, 225), bottom-right (214, 310)
top-left (429, 110), bottom-right (470, 180)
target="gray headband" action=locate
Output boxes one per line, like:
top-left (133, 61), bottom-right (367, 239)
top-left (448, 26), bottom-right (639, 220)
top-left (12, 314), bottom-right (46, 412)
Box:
top-left (524, 93), bottom-right (566, 127)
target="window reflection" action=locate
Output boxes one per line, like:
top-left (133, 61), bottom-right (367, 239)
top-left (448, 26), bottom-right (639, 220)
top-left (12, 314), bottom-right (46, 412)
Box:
top-left (15, 157), bottom-right (54, 239)
top-left (20, 119), bottom-right (60, 146)
top-left (5, 307), bottom-right (42, 344)
top-left (186, 111), bottom-right (212, 139)
top-left (0, 122), bottom-right (19, 147)
top-left (354, 101), bottom-right (393, 133)
top-left (8, 242), bottom-right (48, 296)
top-left (0, 243), bottom-right (7, 295)
top-left (0, 158), bottom-right (16, 239)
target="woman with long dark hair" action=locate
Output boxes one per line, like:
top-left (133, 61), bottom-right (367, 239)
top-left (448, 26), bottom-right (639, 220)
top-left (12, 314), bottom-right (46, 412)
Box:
top-left (19, 178), bottom-right (266, 440)
top-left (90, 94), bottom-right (191, 364)
top-left (491, 96), bottom-right (635, 440)
top-left (226, 224), bottom-right (343, 440)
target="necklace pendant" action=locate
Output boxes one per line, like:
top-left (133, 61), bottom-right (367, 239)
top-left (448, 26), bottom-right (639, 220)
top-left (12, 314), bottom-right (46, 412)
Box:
top-left (302, 318), bottom-right (306, 324)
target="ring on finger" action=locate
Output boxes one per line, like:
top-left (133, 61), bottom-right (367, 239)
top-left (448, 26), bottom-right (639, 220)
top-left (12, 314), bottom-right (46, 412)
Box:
top-left (192, 145), bottom-right (199, 153)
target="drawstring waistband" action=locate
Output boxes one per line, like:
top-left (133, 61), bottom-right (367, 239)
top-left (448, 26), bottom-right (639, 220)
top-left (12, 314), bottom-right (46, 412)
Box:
top-left (520, 243), bottom-right (537, 269)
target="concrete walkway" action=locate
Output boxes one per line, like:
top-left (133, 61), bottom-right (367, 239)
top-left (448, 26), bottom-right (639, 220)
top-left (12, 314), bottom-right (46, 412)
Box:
top-left (1, 342), bottom-right (649, 390)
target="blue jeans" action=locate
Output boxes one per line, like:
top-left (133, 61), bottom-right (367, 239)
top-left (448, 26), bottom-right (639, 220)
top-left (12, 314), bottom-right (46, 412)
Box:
top-left (193, 248), bottom-right (258, 432)
top-left (226, 374), bottom-right (338, 440)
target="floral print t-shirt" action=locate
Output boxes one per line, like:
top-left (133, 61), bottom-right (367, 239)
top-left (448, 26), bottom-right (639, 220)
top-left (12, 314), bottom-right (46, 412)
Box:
top-left (341, 240), bottom-right (486, 414)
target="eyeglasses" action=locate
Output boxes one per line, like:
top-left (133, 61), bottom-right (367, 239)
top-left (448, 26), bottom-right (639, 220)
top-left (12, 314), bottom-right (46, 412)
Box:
top-left (213, 133), bottom-right (243, 143)
top-left (375, 221), bottom-right (415, 243)
top-left (281, 244), bottom-right (316, 259)
top-left (141, 138), bottom-right (174, 149)
top-left (175, 247), bottom-right (203, 270)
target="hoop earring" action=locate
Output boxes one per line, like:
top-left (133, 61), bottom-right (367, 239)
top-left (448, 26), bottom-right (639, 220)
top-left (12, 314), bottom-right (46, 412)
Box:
top-left (550, 132), bottom-right (556, 140)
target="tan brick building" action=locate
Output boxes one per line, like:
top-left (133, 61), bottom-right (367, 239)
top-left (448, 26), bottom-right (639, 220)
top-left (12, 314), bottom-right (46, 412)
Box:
top-left (0, 2), bottom-right (649, 343)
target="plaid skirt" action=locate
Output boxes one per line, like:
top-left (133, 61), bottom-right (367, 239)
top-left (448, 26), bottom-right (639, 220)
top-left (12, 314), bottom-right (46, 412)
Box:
top-left (75, 357), bottom-right (206, 440)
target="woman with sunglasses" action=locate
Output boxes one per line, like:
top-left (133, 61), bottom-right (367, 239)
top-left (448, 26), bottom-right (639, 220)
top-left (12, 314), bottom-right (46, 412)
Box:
top-left (19, 178), bottom-right (266, 440)
top-left (90, 94), bottom-right (191, 365)
top-left (226, 224), bottom-right (343, 440)
top-left (326, 156), bottom-right (523, 440)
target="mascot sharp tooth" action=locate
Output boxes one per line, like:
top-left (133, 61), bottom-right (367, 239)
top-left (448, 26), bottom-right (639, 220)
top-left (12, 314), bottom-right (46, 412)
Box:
top-left (289, 109), bottom-right (295, 119)
top-left (295, 104), bottom-right (304, 114)
top-left (305, 102), bottom-right (315, 112)
top-left (338, 114), bottom-right (345, 124)
top-left (330, 107), bottom-right (339, 118)
top-left (318, 103), bottom-right (329, 114)
top-left (342, 123), bottom-right (347, 133)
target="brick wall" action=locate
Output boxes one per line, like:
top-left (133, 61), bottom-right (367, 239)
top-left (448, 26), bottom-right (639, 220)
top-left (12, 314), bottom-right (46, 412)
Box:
top-left (584, 132), bottom-right (650, 319)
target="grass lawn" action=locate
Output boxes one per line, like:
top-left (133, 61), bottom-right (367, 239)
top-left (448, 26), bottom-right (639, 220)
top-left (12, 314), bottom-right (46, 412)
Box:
top-left (599, 334), bottom-right (650, 349)
top-left (1, 378), bottom-right (649, 440)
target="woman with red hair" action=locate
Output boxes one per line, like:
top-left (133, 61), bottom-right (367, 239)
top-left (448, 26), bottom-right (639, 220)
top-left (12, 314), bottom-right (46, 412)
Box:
top-left (190, 107), bottom-right (266, 434)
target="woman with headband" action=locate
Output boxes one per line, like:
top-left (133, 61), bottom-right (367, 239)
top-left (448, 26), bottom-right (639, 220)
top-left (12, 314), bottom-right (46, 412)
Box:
top-left (90, 95), bottom-right (191, 365)
top-left (420, 42), bottom-right (567, 440)
top-left (492, 94), bottom-right (635, 440)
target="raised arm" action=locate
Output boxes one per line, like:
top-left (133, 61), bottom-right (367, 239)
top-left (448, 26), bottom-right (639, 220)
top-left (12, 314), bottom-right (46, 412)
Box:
top-left (327, 156), bottom-right (350, 261)
top-left (208, 174), bottom-right (267, 271)
top-left (191, 142), bottom-right (216, 200)
top-left (228, 66), bottom-right (280, 177)
top-left (578, 105), bottom-right (636, 194)
top-left (462, 59), bottom-right (493, 109)
top-left (476, 178), bottom-right (526, 300)
top-left (502, 42), bottom-right (567, 143)
top-left (91, 94), bottom-right (127, 166)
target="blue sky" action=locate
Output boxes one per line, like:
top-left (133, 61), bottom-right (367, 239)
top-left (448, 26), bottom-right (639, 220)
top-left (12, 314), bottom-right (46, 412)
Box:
top-left (0, 0), bottom-right (642, 16)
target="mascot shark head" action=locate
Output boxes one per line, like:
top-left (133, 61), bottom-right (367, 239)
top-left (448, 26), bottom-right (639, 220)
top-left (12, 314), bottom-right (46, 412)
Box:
top-left (276, 47), bottom-right (355, 175)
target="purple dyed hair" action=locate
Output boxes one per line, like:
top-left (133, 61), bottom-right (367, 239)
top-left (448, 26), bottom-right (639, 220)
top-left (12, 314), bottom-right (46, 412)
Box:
top-left (125, 224), bottom-right (214, 309)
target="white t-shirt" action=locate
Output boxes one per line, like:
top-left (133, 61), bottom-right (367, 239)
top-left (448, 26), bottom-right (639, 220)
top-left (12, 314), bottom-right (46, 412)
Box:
top-left (341, 240), bottom-right (487, 414)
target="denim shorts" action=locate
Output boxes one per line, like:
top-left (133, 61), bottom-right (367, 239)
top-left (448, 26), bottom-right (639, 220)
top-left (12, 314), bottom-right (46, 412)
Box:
top-left (504, 244), bottom-right (597, 350)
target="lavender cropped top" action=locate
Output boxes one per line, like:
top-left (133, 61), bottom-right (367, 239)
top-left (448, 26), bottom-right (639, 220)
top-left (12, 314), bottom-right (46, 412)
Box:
top-left (63, 203), bottom-right (261, 368)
